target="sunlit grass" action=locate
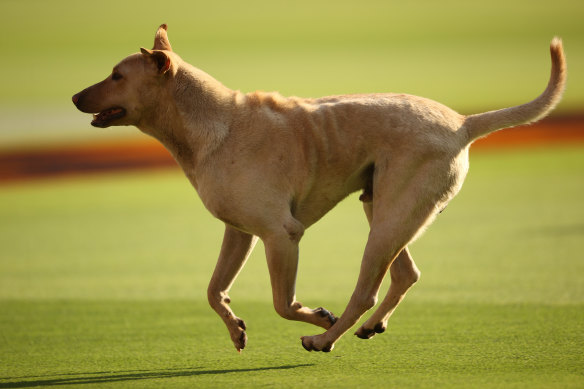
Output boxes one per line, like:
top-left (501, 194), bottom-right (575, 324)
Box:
top-left (0, 146), bottom-right (583, 387)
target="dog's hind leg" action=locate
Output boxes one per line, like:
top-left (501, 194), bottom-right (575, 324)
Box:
top-left (354, 246), bottom-right (420, 339)
top-left (207, 225), bottom-right (258, 351)
top-left (300, 161), bottom-right (444, 352)
top-left (353, 202), bottom-right (420, 339)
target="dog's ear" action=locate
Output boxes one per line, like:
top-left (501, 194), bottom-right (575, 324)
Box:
top-left (141, 48), bottom-right (173, 74)
top-left (153, 24), bottom-right (172, 51)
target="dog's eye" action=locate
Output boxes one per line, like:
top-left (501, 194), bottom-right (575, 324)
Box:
top-left (112, 72), bottom-right (123, 81)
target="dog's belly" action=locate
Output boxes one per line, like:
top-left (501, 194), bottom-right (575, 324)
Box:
top-left (295, 198), bottom-right (361, 228)
top-left (293, 191), bottom-right (350, 227)
top-left (292, 164), bottom-right (373, 228)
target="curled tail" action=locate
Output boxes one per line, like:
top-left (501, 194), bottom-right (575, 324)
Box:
top-left (461, 37), bottom-right (567, 144)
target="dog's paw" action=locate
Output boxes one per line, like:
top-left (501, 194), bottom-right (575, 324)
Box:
top-left (313, 307), bottom-right (337, 329)
top-left (229, 317), bottom-right (247, 352)
top-left (354, 322), bottom-right (386, 339)
top-left (300, 334), bottom-right (335, 352)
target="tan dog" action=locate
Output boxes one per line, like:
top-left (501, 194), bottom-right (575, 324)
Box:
top-left (73, 25), bottom-right (566, 352)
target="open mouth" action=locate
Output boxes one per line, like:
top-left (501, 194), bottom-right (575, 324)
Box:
top-left (91, 107), bottom-right (126, 128)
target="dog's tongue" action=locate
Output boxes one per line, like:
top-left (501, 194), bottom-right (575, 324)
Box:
top-left (91, 107), bottom-right (126, 127)
top-left (94, 108), bottom-right (124, 121)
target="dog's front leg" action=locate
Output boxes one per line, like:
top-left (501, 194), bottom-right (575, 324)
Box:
top-left (263, 219), bottom-right (337, 331)
top-left (207, 225), bottom-right (258, 352)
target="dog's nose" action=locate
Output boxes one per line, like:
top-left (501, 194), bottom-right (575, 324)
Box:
top-left (72, 93), bottom-right (80, 106)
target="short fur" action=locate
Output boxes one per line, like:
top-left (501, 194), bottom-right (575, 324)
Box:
top-left (73, 25), bottom-right (567, 352)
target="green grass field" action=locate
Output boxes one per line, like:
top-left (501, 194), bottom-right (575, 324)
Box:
top-left (1, 146), bottom-right (583, 388)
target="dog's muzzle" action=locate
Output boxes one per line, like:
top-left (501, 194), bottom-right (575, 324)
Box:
top-left (72, 92), bottom-right (126, 128)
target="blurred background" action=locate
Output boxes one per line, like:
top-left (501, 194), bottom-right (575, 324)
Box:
top-left (0, 0), bottom-right (582, 153)
top-left (0, 0), bottom-right (582, 301)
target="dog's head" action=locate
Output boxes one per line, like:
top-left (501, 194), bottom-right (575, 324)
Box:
top-left (72, 24), bottom-right (176, 128)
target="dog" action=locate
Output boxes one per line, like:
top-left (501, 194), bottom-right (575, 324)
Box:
top-left (73, 25), bottom-right (566, 352)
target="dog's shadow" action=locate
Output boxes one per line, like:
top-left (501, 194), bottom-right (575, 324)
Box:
top-left (0, 364), bottom-right (314, 388)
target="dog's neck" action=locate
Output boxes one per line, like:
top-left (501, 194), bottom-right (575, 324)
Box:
top-left (137, 61), bottom-right (236, 177)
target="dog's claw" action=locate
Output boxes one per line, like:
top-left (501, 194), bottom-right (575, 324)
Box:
top-left (374, 322), bottom-right (386, 334)
top-left (355, 327), bottom-right (376, 339)
top-left (234, 330), bottom-right (247, 351)
top-left (355, 322), bottom-right (386, 339)
top-left (300, 335), bottom-right (335, 352)
top-left (313, 307), bottom-right (338, 327)
top-left (230, 317), bottom-right (247, 351)
top-left (301, 337), bottom-right (312, 352)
